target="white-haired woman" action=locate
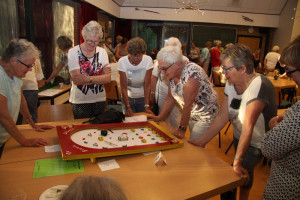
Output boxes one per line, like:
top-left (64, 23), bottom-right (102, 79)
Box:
top-left (263, 45), bottom-right (280, 76)
top-left (150, 37), bottom-right (188, 129)
top-left (68, 21), bottom-right (111, 119)
top-left (0, 39), bottom-right (53, 155)
top-left (149, 46), bottom-right (219, 140)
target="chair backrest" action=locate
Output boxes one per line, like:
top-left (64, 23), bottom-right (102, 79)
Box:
top-left (104, 80), bottom-right (120, 100)
top-left (37, 104), bottom-right (74, 123)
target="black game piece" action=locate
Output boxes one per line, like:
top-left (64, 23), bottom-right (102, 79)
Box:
top-left (101, 129), bottom-right (108, 136)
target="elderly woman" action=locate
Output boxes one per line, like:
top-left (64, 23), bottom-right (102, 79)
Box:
top-left (261, 36), bottom-right (300, 200)
top-left (150, 37), bottom-right (188, 129)
top-left (115, 38), bottom-right (128, 61)
top-left (149, 46), bottom-right (219, 140)
top-left (118, 37), bottom-right (153, 117)
top-left (68, 21), bottom-right (111, 119)
top-left (189, 44), bottom-right (277, 200)
top-left (0, 39), bottom-right (53, 154)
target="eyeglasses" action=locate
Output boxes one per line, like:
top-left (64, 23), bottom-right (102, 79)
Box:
top-left (283, 66), bottom-right (298, 75)
top-left (86, 40), bottom-right (99, 45)
top-left (221, 65), bottom-right (235, 73)
top-left (17, 59), bottom-right (35, 68)
top-left (159, 63), bottom-right (174, 71)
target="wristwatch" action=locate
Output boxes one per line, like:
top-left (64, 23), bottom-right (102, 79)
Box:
top-left (178, 126), bottom-right (187, 131)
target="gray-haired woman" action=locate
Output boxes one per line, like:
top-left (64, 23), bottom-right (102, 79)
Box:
top-left (68, 20), bottom-right (111, 119)
top-left (0, 38), bottom-right (53, 155)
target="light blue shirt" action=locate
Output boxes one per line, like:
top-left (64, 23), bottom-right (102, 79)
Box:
top-left (0, 65), bottom-right (23, 147)
top-left (200, 47), bottom-right (210, 64)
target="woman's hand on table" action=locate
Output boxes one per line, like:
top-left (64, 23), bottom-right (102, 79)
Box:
top-left (22, 138), bottom-right (48, 147)
top-left (268, 115), bottom-right (283, 130)
top-left (145, 107), bottom-right (154, 115)
top-left (233, 162), bottom-right (250, 185)
top-left (147, 114), bottom-right (162, 122)
top-left (172, 129), bottom-right (185, 139)
top-left (33, 124), bottom-right (54, 132)
top-left (125, 108), bottom-right (134, 117)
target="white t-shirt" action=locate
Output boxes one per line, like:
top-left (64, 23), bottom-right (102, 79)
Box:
top-left (265, 52), bottom-right (280, 70)
top-left (68, 45), bottom-right (109, 104)
top-left (22, 59), bottom-right (44, 90)
top-left (224, 75), bottom-right (277, 148)
top-left (118, 55), bottom-right (153, 98)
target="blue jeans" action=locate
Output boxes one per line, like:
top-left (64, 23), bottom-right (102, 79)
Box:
top-left (123, 97), bottom-right (145, 113)
top-left (189, 119), bottom-right (213, 140)
top-left (17, 90), bottom-right (38, 124)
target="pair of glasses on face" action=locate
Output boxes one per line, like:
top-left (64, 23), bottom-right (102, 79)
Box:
top-left (221, 65), bottom-right (235, 73)
top-left (283, 66), bottom-right (298, 75)
top-left (17, 59), bottom-right (35, 68)
top-left (159, 63), bottom-right (174, 71)
top-left (86, 40), bottom-right (99, 45)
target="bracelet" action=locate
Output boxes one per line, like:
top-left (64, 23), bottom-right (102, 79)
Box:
top-left (234, 156), bottom-right (243, 161)
top-left (144, 104), bottom-right (150, 108)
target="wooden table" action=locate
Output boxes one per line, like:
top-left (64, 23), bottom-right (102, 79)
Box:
top-left (268, 77), bottom-right (296, 105)
top-left (0, 119), bottom-right (245, 200)
top-left (38, 84), bottom-right (71, 105)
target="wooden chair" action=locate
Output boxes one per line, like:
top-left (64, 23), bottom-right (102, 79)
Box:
top-left (104, 80), bottom-right (122, 112)
top-left (37, 104), bottom-right (74, 123)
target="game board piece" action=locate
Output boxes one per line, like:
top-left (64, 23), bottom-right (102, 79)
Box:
top-left (104, 141), bottom-right (118, 147)
top-left (98, 137), bottom-right (103, 141)
top-left (84, 141), bottom-right (88, 144)
top-left (88, 133), bottom-right (92, 137)
top-left (101, 130), bottom-right (108, 136)
top-left (141, 139), bottom-right (147, 143)
top-left (147, 134), bottom-right (151, 136)
top-left (122, 145), bottom-right (127, 147)
top-left (138, 136), bottom-right (143, 139)
top-left (122, 132), bottom-right (128, 135)
top-left (151, 138), bottom-right (155, 140)
top-left (82, 138), bottom-right (85, 140)
top-left (93, 143), bottom-right (98, 147)
top-left (68, 124), bottom-right (74, 128)
top-left (131, 128), bottom-right (135, 132)
top-left (118, 135), bottom-right (129, 141)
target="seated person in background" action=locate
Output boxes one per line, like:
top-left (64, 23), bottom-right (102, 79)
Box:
top-left (118, 37), bottom-right (153, 116)
top-left (0, 38), bottom-right (53, 155)
top-left (188, 41), bottom-right (200, 64)
top-left (264, 45), bottom-right (280, 76)
top-left (150, 37), bottom-right (188, 129)
top-left (189, 44), bottom-right (277, 200)
top-left (114, 35), bottom-right (123, 52)
top-left (261, 34), bottom-right (300, 200)
top-left (115, 38), bottom-right (128, 61)
top-left (60, 175), bottom-right (127, 200)
top-left (46, 36), bottom-right (73, 84)
top-left (68, 21), bottom-right (111, 119)
top-left (17, 58), bottom-right (45, 124)
top-left (149, 46), bottom-right (219, 140)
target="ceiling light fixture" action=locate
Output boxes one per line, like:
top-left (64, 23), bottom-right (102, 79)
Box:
top-left (175, 0), bottom-right (205, 15)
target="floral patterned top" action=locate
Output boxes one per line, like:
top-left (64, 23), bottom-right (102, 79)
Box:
top-left (68, 45), bottom-right (109, 104)
top-left (170, 62), bottom-right (219, 122)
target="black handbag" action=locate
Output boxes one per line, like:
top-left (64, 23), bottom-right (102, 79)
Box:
top-left (83, 108), bottom-right (125, 124)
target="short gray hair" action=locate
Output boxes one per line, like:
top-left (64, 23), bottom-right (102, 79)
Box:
top-left (157, 46), bottom-right (183, 65)
top-left (164, 37), bottom-right (182, 48)
top-left (82, 21), bottom-right (103, 40)
top-left (2, 38), bottom-right (40, 62)
top-left (213, 40), bottom-right (222, 46)
top-left (220, 44), bottom-right (254, 74)
top-left (272, 45), bottom-right (280, 52)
